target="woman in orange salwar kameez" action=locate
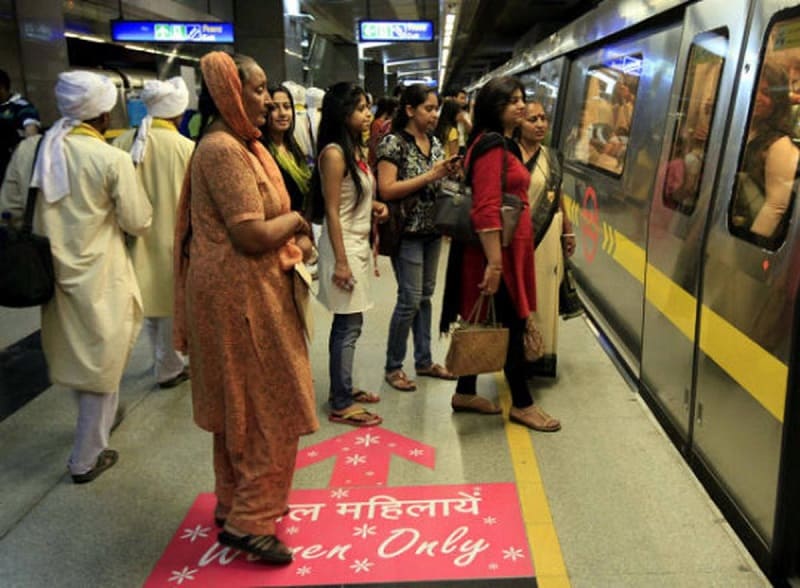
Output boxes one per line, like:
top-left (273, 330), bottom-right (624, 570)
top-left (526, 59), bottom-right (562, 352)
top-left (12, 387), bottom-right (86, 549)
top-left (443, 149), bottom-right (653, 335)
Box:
top-left (173, 52), bottom-right (318, 564)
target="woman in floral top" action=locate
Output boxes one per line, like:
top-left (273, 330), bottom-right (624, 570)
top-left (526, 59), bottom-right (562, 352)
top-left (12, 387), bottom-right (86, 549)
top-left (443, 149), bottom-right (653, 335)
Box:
top-left (376, 84), bottom-right (461, 391)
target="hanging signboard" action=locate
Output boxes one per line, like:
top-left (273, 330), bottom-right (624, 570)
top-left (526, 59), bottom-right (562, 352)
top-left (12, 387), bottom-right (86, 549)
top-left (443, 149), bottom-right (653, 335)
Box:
top-left (111, 21), bottom-right (235, 44)
top-left (358, 20), bottom-right (434, 43)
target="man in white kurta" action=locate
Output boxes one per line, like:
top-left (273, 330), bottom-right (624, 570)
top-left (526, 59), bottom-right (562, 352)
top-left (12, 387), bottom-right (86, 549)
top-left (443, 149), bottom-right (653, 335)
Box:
top-left (113, 78), bottom-right (193, 388)
top-left (0, 71), bottom-right (152, 483)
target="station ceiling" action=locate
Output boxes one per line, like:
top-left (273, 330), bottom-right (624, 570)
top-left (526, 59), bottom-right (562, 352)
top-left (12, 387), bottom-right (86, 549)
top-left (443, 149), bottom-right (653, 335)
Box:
top-left (301, 0), bottom-right (601, 92)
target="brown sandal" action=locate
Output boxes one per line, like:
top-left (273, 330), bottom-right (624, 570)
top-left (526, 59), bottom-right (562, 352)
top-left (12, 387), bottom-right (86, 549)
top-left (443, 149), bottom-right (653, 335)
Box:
top-left (416, 363), bottom-right (457, 380)
top-left (509, 405), bottom-right (561, 432)
top-left (352, 390), bottom-right (380, 403)
top-left (384, 369), bottom-right (417, 391)
top-left (329, 406), bottom-right (383, 427)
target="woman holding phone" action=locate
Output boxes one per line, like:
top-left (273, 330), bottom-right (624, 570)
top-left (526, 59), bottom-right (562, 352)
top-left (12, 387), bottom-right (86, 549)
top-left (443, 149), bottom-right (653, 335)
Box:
top-left (376, 84), bottom-right (460, 392)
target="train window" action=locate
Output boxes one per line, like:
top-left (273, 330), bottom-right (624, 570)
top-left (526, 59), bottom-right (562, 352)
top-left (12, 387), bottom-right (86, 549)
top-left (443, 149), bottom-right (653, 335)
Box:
top-left (570, 53), bottom-right (642, 176)
top-left (520, 65), bottom-right (561, 146)
top-left (663, 31), bottom-right (728, 215)
top-left (729, 16), bottom-right (800, 250)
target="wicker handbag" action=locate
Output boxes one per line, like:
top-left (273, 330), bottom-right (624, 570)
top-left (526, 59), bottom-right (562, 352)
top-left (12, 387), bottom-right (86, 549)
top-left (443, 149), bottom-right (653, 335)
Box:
top-left (445, 295), bottom-right (509, 376)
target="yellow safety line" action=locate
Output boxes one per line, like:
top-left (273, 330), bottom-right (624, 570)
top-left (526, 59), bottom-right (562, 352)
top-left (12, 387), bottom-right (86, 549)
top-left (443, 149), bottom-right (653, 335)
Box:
top-left (497, 374), bottom-right (571, 588)
top-left (563, 194), bottom-right (787, 422)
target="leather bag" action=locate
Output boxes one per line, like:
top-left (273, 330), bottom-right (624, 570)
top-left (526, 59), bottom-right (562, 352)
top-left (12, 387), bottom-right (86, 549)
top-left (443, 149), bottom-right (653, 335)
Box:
top-left (434, 136), bottom-right (523, 246)
top-left (445, 295), bottom-right (509, 376)
top-left (0, 138), bottom-right (54, 308)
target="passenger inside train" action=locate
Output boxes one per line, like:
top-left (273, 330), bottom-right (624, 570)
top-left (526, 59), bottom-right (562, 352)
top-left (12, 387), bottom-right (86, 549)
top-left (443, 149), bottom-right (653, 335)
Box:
top-left (731, 62), bottom-right (800, 249)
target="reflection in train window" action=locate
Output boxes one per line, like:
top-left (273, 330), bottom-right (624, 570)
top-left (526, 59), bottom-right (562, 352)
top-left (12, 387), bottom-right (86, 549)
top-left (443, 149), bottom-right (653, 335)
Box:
top-left (569, 53), bottom-right (642, 176)
top-left (730, 16), bottom-right (800, 250)
top-left (663, 31), bottom-right (728, 215)
top-left (520, 66), bottom-right (561, 146)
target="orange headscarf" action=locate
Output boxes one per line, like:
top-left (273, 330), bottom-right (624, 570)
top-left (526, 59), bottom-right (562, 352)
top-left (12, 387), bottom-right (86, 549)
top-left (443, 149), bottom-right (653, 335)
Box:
top-left (173, 51), bottom-right (302, 352)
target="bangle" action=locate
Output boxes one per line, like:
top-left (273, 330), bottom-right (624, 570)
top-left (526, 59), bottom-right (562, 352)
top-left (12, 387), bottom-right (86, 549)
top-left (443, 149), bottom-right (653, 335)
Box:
top-left (488, 264), bottom-right (503, 272)
top-left (561, 233), bottom-right (575, 238)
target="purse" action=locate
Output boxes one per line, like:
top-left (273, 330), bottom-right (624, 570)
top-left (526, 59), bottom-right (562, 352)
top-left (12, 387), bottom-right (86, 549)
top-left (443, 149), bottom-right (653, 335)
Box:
top-left (376, 196), bottom-right (416, 257)
top-left (434, 135), bottom-right (523, 247)
top-left (558, 262), bottom-right (584, 319)
top-left (445, 295), bottom-right (509, 376)
top-left (523, 314), bottom-right (545, 361)
top-left (293, 261), bottom-right (314, 342)
top-left (0, 138), bottom-right (55, 308)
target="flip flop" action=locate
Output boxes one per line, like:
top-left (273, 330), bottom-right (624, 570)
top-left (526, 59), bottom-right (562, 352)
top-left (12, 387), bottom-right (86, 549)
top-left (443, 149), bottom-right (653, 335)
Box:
top-left (329, 406), bottom-right (383, 427)
top-left (352, 390), bottom-right (380, 403)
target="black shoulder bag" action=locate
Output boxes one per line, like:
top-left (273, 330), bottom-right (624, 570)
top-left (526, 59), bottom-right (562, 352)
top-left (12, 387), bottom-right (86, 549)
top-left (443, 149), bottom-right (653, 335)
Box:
top-left (434, 133), bottom-right (523, 246)
top-left (0, 138), bottom-right (55, 307)
top-left (376, 133), bottom-right (418, 257)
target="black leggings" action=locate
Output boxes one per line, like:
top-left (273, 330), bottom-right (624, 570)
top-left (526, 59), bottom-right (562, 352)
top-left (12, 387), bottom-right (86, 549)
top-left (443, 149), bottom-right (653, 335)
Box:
top-left (455, 282), bottom-right (533, 409)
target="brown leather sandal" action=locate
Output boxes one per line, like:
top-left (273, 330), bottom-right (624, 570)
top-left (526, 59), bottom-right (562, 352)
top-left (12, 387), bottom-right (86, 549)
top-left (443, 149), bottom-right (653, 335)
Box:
top-left (384, 369), bottom-right (417, 391)
top-left (416, 363), bottom-right (457, 380)
top-left (509, 405), bottom-right (561, 432)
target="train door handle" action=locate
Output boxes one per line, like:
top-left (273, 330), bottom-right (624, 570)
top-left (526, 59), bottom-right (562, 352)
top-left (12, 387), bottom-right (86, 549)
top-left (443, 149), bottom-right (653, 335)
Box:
top-left (696, 402), bottom-right (704, 425)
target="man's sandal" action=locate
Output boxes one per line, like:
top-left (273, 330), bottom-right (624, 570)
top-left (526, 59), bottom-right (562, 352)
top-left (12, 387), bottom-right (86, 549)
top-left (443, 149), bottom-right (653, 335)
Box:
top-left (384, 369), bottom-right (417, 391)
top-left (329, 406), bottom-right (383, 427)
top-left (352, 390), bottom-right (380, 403)
top-left (217, 531), bottom-right (293, 564)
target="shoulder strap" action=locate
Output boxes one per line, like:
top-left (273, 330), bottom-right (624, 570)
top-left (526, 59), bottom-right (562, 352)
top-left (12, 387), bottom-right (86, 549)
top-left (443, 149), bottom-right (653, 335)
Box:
top-left (22, 137), bottom-right (44, 236)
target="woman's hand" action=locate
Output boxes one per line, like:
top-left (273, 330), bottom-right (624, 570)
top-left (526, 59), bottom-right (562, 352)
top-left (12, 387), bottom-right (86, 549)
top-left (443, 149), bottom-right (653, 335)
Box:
top-left (562, 233), bottom-right (576, 257)
top-left (478, 264), bottom-right (503, 296)
top-left (295, 234), bottom-right (315, 262)
top-left (372, 201), bottom-right (390, 223)
top-left (428, 159), bottom-right (451, 182)
top-left (333, 260), bottom-right (355, 292)
top-left (292, 211), bottom-right (312, 236)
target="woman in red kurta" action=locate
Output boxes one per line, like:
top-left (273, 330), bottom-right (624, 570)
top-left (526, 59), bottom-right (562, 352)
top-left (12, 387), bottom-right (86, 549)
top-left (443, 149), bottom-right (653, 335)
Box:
top-left (440, 76), bottom-right (560, 432)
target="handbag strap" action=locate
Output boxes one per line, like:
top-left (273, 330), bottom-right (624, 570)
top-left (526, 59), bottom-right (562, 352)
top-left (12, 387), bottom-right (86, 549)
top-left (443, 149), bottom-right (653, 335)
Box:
top-left (465, 294), bottom-right (497, 326)
top-left (22, 137), bottom-right (44, 237)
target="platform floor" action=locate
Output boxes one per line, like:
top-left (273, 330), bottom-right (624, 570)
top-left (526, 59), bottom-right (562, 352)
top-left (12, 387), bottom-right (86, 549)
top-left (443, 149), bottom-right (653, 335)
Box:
top-left (0, 249), bottom-right (770, 587)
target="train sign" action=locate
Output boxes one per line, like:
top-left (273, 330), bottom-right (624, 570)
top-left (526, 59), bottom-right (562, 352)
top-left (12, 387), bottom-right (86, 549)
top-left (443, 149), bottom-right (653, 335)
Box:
top-left (110, 21), bottom-right (235, 44)
top-left (358, 20), bottom-right (435, 43)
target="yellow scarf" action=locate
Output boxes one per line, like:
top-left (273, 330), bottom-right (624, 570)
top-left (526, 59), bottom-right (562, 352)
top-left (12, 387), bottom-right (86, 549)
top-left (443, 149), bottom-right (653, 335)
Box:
top-left (269, 144), bottom-right (312, 200)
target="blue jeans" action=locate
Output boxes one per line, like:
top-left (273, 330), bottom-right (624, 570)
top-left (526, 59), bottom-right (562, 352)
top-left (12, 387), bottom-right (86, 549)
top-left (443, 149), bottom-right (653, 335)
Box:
top-left (329, 312), bottom-right (363, 411)
top-left (385, 235), bottom-right (442, 373)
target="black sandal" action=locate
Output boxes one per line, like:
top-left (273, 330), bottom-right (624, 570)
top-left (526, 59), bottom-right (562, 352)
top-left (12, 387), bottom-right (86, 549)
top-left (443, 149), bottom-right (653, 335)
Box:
top-left (218, 531), bottom-right (293, 564)
top-left (71, 449), bottom-right (119, 484)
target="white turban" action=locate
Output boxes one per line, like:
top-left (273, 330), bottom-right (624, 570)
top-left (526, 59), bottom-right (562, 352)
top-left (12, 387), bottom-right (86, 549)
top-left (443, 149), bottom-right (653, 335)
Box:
top-left (130, 77), bottom-right (189, 164)
top-left (31, 71), bottom-right (118, 203)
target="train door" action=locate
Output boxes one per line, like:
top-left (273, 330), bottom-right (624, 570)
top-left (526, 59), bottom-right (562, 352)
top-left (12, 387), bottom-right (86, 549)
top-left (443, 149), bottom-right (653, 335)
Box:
top-left (695, 1), bottom-right (800, 559)
top-left (559, 22), bottom-right (683, 376)
top-left (640, 0), bottom-right (747, 440)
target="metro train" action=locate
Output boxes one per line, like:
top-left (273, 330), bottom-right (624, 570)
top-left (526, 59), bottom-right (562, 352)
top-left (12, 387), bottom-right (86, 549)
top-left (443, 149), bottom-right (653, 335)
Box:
top-left (467, 0), bottom-right (800, 580)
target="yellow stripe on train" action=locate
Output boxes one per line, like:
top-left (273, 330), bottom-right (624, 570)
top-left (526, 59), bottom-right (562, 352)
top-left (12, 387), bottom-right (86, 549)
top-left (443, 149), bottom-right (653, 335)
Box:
top-left (563, 194), bottom-right (787, 423)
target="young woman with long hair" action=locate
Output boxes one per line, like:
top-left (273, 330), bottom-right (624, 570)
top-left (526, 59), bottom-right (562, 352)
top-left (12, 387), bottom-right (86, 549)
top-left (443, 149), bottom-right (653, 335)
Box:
top-left (260, 84), bottom-right (313, 213)
top-left (314, 81), bottom-right (389, 426)
top-left (376, 83), bottom-right (460, 392)
top-left (435, 99), bottom-right (462, 159)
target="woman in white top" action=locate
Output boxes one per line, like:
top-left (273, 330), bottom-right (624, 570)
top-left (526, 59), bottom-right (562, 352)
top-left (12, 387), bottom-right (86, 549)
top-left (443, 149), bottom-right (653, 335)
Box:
top-left (315, 81), bottom-right (388, 426)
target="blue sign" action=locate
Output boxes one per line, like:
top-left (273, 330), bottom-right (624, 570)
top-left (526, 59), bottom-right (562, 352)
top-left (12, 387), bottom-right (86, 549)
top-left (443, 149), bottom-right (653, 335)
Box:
top-left (111, 21), bottom-right (235, 44)
top-left (358, 20), bottom-right (434, 43)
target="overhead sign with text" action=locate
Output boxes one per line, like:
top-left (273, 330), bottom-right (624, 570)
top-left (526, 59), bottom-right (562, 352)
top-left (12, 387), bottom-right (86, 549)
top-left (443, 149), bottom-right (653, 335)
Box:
top-left (359, 20), bottom-right (434, 42)
top-left (110, 21), bottom-right (234, 44)
top-left (145, 427), bottom-right (535, 586)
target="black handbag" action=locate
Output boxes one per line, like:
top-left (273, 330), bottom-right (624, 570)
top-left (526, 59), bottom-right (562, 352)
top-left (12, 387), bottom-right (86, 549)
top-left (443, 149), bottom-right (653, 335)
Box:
top-left (558, 262), bottom-right (584, 320)
top-left (434, 134), bottom-right (523, 246)
top-left (0, 138), bottom-right (55, 308)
